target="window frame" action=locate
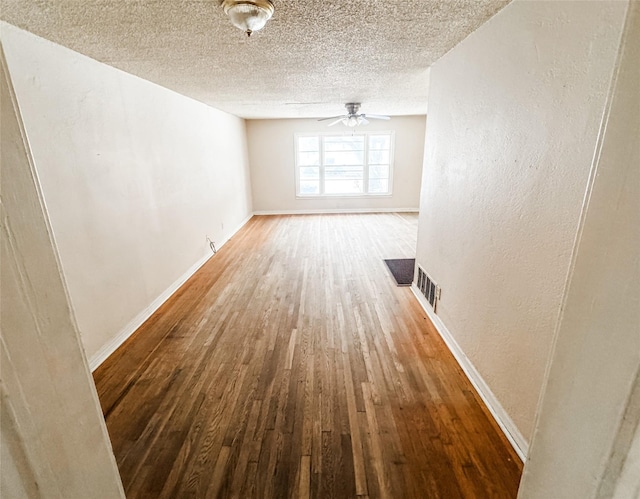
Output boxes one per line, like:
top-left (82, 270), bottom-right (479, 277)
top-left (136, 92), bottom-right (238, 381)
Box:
top-left (294, 131), bottom-right (395, 198)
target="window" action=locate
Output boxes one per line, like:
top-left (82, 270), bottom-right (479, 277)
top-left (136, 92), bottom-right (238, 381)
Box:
top-left (295, 132), bottom-right (394, 197)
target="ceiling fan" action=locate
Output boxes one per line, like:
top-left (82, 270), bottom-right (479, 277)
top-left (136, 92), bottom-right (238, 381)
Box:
top-left (318, 103), bottom-right (391, 127)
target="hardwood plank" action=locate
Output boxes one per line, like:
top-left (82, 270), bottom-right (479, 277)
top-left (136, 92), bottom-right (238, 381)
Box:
top-left (94, 213), bottom-right (523, 498)
top-left (299, 455), bottom-right (311, 499)
top-left (362, 382), bottom-right (393, 498)
top-left (206, 445), bottom-right (231, 499)
top-left (342, 351), bottom-right (369, 496)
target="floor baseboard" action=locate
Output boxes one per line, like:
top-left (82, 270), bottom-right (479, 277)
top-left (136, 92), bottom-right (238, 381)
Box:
top-left (411, 285), bottom-right (529, 462)
top-left (89, 214), bottom-right (253, 371)
top-left (89, 253), bottom-right (211, 371)
top-left (253, 208), bottom-right (419, 215)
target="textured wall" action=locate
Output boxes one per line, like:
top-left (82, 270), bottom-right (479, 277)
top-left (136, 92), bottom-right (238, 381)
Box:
top-left (1, 42), bottom-right (124, 497)
top-left (415, 0), bottom-right (627, 444)
top-left (519, 3), bottom-right (639, 496)
top-left (247, 116), bottom-right (426, 213)
top-left (1, 24), bottom-right (253, 364)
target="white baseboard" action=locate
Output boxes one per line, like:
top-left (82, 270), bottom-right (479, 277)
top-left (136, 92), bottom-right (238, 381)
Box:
top-left (89, 214), bottom-right (253, 371)
top-left (253, 208), bottom-right (419, 215)
top-left (220, 213), bottom-right (254, 247)
top-left (410, 285), bottom-right (528, 462)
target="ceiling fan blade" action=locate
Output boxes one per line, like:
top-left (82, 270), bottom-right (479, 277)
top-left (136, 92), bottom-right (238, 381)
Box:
top-left (318, 115), bottom-right (346, 122)
top-left (365, 114), bottom-right (391, 120)
top-left (328, 118), bottom-right (345, 127)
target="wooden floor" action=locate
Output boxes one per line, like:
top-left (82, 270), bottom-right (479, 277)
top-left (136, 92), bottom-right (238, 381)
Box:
top-left (94, 213), bottom-right (522, 498)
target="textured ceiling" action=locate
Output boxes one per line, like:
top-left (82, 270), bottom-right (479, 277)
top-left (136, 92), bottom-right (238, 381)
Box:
top-left (1, 0), bottom-right (510, 118)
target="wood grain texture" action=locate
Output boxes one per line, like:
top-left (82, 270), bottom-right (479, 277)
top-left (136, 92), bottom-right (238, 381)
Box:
top-left (94, 213), bottom-right (522, 498)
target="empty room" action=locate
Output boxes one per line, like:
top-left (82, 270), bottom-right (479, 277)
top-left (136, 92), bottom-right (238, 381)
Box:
top-left (2, 1), bottom-right (638, 498)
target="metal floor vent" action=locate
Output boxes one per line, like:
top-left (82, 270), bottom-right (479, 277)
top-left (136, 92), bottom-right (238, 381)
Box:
top-left (417, 266), bottom-right (440, 313)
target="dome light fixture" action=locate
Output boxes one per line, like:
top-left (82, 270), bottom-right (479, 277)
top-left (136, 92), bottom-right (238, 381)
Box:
top-left (221, 0), bottom-right (275, 37)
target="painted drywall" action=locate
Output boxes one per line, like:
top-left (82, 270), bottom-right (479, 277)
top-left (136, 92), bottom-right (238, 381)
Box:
top-left (1, 44), bottom-right (124, 497)
top-left (519, 3), bottom-right (639, 496)
top-left (414, 0), bottom-right (627, 448)
top-left (1, 23), bottom-right (253, 365)
top-left (613, 413), bottom-right (640, 499)
top-left (247, 116), bottom-right (425, 213)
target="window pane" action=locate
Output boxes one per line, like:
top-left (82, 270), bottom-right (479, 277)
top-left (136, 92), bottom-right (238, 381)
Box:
top-left (300, 166), bottom-right (319, 180)
top-left (299, 180), bottom-right (320, 195)
top-left (325, 179), bottom-right (363, 194)
top-left (368, 178), bottom-right (389, 194)
top-left (296, 133), bottom-right (393, 197)
top-left (369, 134), bottom-right (391, 150)
top-left (298, 151), bottom-right (320, 166)
top-left (325, 166), bottom-right (363, 180)
top-left (298, 136), bottom-right (319, 152)
top-left (324, 150), bottom-right (364, 166)
top-left (369, 165), bottom-right (389, 179)
top-left (369, 150), bottom-right (390, 165)
top-left (324, 136), bottom-right (364, 151)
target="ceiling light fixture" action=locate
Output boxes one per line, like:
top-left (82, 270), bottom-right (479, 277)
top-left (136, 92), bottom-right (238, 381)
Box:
top-left (221, 0), bottom-right (274, 37)
top-left (346, 115), bottom-right (361, 128)
top-left (318, 103), bottom-right (391, 128)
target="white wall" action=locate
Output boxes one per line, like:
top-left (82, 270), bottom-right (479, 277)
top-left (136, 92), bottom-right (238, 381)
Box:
top-left (519, 3), bottom-right (639, 496)
top-left (414, 0), bottom-right (627, 453)
top-left (1, 44), bottom-right (124, 497)
top-left (247, 116), bottom-right (425, 213)
top-left (1, 23), bottom-right (253, 367)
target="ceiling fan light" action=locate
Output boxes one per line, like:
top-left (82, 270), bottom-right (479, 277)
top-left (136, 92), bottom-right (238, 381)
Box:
top-left (222, 0), bottom-right (274, 36)
top-left (319, 103), bottom-right (388, 128)
top-left (346, 116), bottom-right (359, 127)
